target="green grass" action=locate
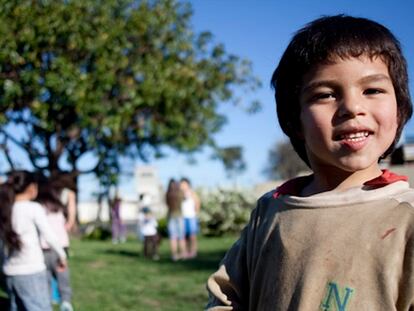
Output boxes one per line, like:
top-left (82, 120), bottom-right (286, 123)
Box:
top-left (70, 235), bottom-right (237, 310)
top-left (69, 237), bottom-right (235, 311)
top-left (2, 235), bottom-right (237, 310)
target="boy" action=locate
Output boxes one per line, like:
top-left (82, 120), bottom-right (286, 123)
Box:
top-left (206, 15), bottom-right (414, 310)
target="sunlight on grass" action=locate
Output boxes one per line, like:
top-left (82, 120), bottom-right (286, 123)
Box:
top-left (68, 235), bottom-right (237, 310)
top-left (0, 235), bottom-right (237, 310)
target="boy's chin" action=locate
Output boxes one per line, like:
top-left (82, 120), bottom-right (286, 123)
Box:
top-left (335, 158), bottom-right (381, 174)
top-left (311, 156), bottom-right (381, 174)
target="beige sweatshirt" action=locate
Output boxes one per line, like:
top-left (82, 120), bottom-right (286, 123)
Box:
top-left (206, 180), bottom-right (414, 311)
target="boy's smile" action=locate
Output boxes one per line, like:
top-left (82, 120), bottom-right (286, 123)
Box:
top-left (299, 56), bottom-right (398, 190)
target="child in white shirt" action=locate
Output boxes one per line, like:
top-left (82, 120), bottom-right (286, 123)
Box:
top-left (138, 207), bottom-right (159, 260)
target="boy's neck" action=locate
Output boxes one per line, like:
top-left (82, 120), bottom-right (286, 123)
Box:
top-left (301, 165), bottom-right (383, 196)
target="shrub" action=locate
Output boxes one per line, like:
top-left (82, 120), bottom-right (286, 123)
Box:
top-left (82, 223), bottom-right (112, 241)
top-left (157, 217), bottom-right (168, 238)
top-left (199, 188), bottom-right (256, 236)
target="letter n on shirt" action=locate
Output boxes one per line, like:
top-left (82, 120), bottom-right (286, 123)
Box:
top-left (321, 282), bottom-right (354, 311)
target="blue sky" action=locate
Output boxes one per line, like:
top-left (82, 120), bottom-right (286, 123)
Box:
top-left (3, 1), bottom-right (414, 199)
top-left (129, 0), bottom-right (414, 193)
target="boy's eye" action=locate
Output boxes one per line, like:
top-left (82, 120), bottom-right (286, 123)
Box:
top-left (363, 88), bottom-right (384, 95)
top-left (310, 92), bottom-right (335, 102)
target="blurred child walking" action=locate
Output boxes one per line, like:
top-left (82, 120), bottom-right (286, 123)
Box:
top-left (0, 171), bottom-right (67, 311)
top-left (37, 177), bottom-right (74, 311)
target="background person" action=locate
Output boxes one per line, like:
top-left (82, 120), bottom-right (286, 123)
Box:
top-left (165, 179), bottom-right (186, 261)
top-left (138, 207), bottom-right (160, 260)
top-left (110, 195), bottom-right (126, 244)
top-left (0, 170), bottom-right (67, 311)
top-left (37, 177), bottom-right (74, 311)
top-left (136, 193), bottom-right (152, 241)
top-left (50, 173), bottom-right (77, 235)
top-left (180, 177), bottom-right (200, 259)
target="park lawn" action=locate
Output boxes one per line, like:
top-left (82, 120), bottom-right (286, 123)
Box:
top-left (0, 235), bottom-right (236, 310)
top-left (2, 235), bottom-right (237, 310)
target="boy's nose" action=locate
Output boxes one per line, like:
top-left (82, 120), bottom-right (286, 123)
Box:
top-left (336, 94), bottom-right (365, 118)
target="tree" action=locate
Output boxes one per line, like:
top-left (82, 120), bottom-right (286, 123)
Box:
top-left (264, 140), bottom-right (309, 180)
top-left (213, 146), bottom-right (246, 179)
top-left (0, 0), bottom-right (260, 190)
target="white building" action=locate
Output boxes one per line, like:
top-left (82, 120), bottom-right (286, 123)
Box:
top-left (135, 165), bottom-right (167, 218)
top-left (77, 165), bottom-right (167, 223)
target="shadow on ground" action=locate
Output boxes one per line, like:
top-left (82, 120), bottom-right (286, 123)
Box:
top-left (100, 246), bottom-right (226, 271)
top-left (166, 250), bottom-right (227, 271)
top-left (102, 248), bottom-right (140, 258)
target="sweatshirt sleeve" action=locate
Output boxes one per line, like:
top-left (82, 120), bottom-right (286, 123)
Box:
top-left (205, 236), bottom-right (248, 310)
top-left (206, 205), bottom-right (260, 311)
top-left (33, 203), bottom-right (67, 260)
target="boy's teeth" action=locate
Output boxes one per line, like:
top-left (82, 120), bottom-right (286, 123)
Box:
top-left (340, 131), bottom-right (369, 141)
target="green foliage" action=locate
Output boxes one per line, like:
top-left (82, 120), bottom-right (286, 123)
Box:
top-left (199, 188), bottom-right (255, 236)
top-left (0, 0), bottom-right (260, 187)
top-left (157, 217), bottom-right (168, 238)
top-left (82, 223), bottom-right (112, 241)
top-left (212, 146), bottom-right (246, 178)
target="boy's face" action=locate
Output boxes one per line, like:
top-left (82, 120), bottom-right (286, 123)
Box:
top-left (299, 56), bottom-right (398, 176)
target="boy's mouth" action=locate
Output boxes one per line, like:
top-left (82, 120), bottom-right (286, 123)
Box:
top-left (334, 131), bottom-right (371, 142)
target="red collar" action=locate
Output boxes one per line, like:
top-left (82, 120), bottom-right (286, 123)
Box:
top-left (273, 169), bottom-right (408, 198)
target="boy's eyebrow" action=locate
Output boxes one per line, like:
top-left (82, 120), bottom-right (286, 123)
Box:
top-left (301, 80), bottom-right (337, 93)
top-left (301, 74), bottom-right (392, 93)
top-left (358, 73), bottom-right (391, 84)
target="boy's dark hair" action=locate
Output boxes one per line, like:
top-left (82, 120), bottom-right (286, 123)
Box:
top-left (271, 14), bottom-right (412, 166)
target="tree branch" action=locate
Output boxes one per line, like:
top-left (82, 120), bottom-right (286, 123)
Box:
top-left (0, 136), bottom-right (15, 170)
